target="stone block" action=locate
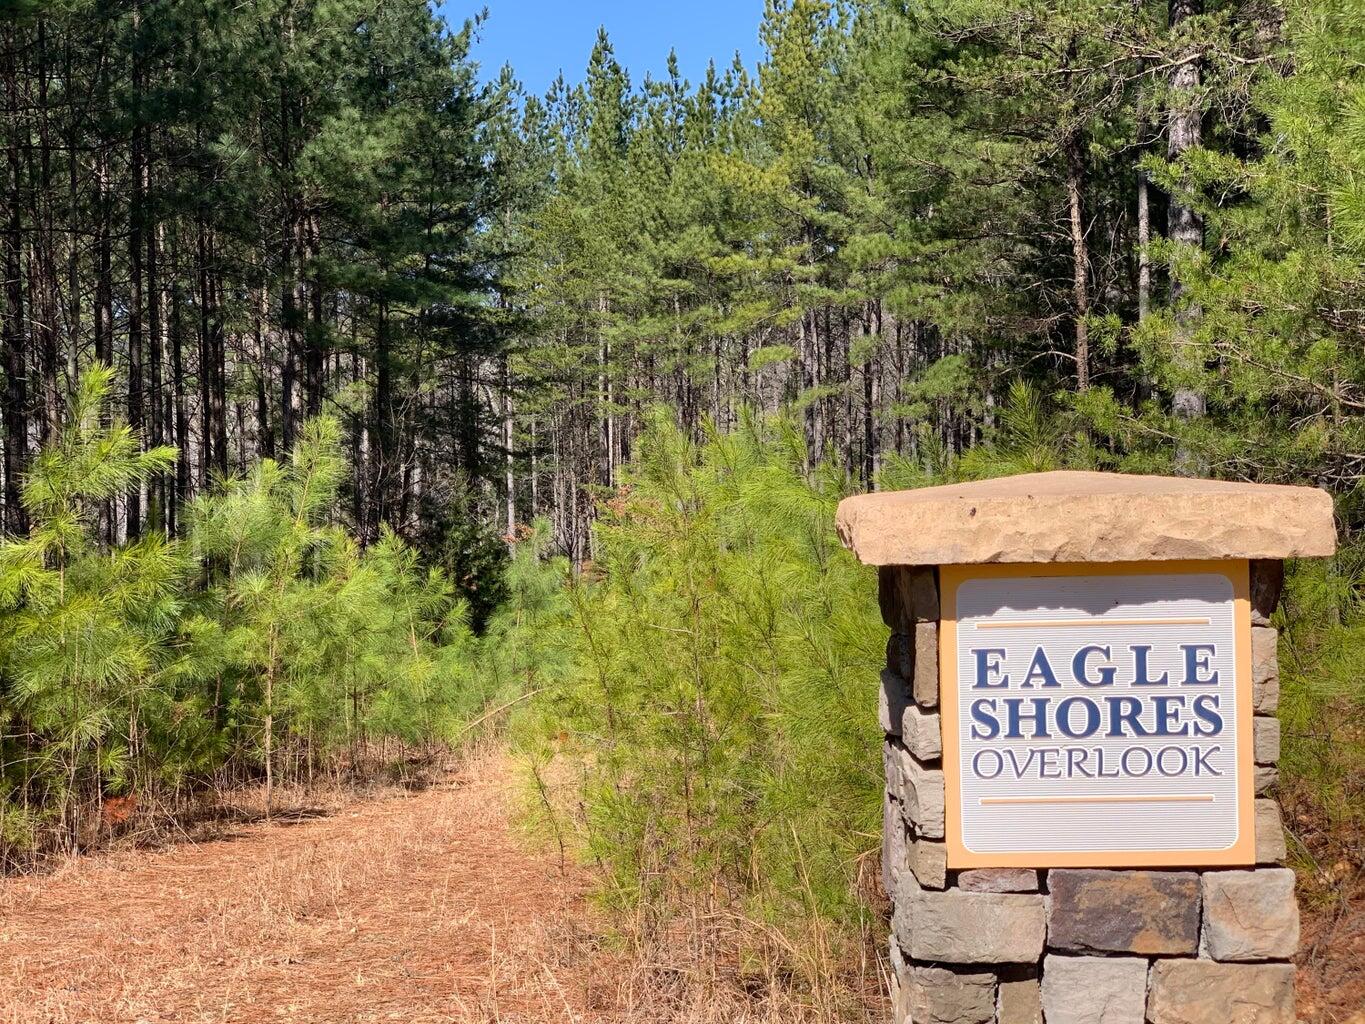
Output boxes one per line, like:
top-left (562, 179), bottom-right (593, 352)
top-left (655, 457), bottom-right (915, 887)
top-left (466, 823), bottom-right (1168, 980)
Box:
top-left (897, 566), bottom-right (940, 623)
top-left (1040, 955), bottom-right (1147, 1024)
top-left (957, 868), bottom-right (1039, 893)
top-left (1255, 798), bottom-right (1287, 865)
top-left (887, 630), bottom-right (914, 679)
top-left (913, 621), bottom-right (939, 708)
top-left (907, 966), bottom-right (995, 1024)
top-left (1146, 960), bottom-right (1295, 1024)
top-left (902, 705), bottom-right (942, 761)
top-left (883, 794), bottom-right (910, 894)
top-left (996, 969), bottom-right (1042, 1024)
top-left (894, 747), bottom-right (945, 839)
top-left (881, 668), bottom-right (912, 737)
top-left (884, 740), bottom-right (901, 793)
top-left (1254, 716), bottom-right (1281, 765)
top-left (890, 933), bottom-right (912, 1024)
top-left (1251, 626), bottom-right (1280, 714)
top-left (878, 566), bottom-right (904, 628)
top-left (835, 473), bottom-right (1336, 567)
top-left (1256, 765), bottom-right (1278, 795)
top-left (909, 838), bottom-right (947, 890)
top-left (898, 887), bottom-right (1046, 964)
top-left (1047, 869), bottom-right (1200, 956)
top-left (1201, 869), bottom-right (1299, 961)
top-left (1250, 559), bottom-right (1283, 625)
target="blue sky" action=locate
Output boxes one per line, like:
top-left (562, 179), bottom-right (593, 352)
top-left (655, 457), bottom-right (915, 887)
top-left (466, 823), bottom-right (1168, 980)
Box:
top-left (440, 1), bottom-right (766, 97)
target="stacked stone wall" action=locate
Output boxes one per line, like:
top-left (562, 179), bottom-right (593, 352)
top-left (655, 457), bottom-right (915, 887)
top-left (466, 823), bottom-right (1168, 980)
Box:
top-left (879, 562), bottom-right (1298, 1024)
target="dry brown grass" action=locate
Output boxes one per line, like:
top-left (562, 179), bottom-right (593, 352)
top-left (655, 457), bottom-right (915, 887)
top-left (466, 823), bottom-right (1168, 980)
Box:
top-left (0, 746), bottom-right (889, 1024)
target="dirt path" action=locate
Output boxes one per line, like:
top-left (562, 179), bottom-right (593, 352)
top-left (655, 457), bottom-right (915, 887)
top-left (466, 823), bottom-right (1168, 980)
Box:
top-left (0, 758), bottom-right (624, 1024)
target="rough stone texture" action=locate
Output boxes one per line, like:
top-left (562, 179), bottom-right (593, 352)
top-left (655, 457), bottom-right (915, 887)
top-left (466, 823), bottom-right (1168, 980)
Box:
top-left (1040, 955), bottom-right (1147, 1024)
top-left (1201, 869), bottom-right (1299, 961)
top-left (884, 741), bottom-right (901, 795)
top-left (1250, 559), bottom-right (1284, 626)
top-left (956, 868), bottom-right (1039, 893)
top-left (913, 621), bottom-right (939, 708)
top-left (889, 934), bottom-right (912, 1024)
top-left (1251, 626), bottom-right (1280, 714)
top-left (878, 566), bottom-right (904, 628)
top-left (880, 668), bottom-right (912, 737)
top-left (1255, 798), bottom-right (1288, 865)
top-left (901, 705), bottom-right (942, 760)
top-left (907, 966), bottom-right (996, 1024)
top-left (883, 794), bottom-right (909, 894)
top-left (893, 747), bottom-right (945, 839)
top-left (996, 969), bottom-right (1042, 1024)
top-left (1256, 765), bottom-right (1279, 795)
top-left (909, 839), bottom-right (947, 890)
top-left (896, 886), bottom-right (1046, 964)
top-left (887, 630), bottom-right (914, 679)
top-left (1146, 960), bottom-right (1295, 1024)
top-left (897, 566), bottom-right (940, 622)
top-left (1048, 869), bottom-right (1200, 956)
top-left (835, 471), bottom-right (1336, 566)
top-left (1254, 716), bottom-right (1281, 765)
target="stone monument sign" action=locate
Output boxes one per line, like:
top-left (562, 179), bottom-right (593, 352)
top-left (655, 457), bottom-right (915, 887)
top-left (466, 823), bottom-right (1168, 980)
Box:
top-left (836, 471), bottom-right (1336, 1024)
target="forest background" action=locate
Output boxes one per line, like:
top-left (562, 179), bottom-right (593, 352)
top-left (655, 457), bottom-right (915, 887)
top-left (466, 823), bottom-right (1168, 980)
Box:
top-left (1, 0), bottom-right (1362, 1017)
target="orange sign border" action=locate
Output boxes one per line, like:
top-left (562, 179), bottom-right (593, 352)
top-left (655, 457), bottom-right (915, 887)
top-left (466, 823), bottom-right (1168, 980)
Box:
top-left (938, 559), bottom-right (1256, 869)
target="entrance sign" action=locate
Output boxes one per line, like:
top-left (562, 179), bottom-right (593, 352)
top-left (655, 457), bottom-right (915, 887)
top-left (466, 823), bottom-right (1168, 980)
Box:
top-left (940, 560), bottom-right (1254, 868)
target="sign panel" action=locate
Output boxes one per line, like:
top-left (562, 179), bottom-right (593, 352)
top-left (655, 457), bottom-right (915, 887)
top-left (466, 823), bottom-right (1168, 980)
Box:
top-left (939, 561), bottom-right (1254, 868)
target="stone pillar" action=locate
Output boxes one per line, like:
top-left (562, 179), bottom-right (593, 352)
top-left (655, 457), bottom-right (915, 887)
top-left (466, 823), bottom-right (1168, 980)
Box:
top-left (840, 472), bottom-right (1337, 1024)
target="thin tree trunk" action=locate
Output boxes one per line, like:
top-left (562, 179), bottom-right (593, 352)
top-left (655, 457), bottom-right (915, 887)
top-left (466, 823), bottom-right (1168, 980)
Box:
top-left (2, 25), bottom-right (29, 536)
top-left (1168, 0), bottom-right (1205, 427)
top-left (1066, 135), bottom-right (1091, 392)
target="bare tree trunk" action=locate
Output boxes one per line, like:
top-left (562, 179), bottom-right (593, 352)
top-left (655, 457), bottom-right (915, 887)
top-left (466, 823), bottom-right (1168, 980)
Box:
top-left (1168, 0), bottom-right (1205, 428)
top-left (2, 25), bottom-right (29, 536)
top-left (1066, 136), bottom-right (1091, 392)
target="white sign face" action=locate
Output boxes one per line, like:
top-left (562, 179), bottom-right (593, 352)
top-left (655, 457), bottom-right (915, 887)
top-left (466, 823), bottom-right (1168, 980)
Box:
top-left (941, 563), bottom-right (1254, 867)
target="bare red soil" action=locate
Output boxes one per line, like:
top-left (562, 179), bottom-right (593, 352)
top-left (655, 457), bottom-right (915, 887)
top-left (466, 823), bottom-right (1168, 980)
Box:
top-left (0, 757), bottom-right (625, 1023)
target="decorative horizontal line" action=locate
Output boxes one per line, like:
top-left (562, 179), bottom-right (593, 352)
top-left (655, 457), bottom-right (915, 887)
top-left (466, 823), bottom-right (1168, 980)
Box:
top-left (975, 616), bottom-right (1212, 630)
top-left (979, 794), bottom-right (1215, 806)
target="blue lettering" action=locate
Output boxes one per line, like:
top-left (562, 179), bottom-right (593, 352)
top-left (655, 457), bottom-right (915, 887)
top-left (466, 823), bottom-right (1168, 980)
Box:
top-left (1021, 647), bottom-right (1061, 689)
top-left (1181, 644), bottom-right (1219, 685)
top-left (1151, 695), bottom-right (1190, 737)
top-left (973, 648), bottom-right (1009, 689)
top-left (970, 699), bottom-right (1001, 740)
top-left (1192, 694), bottom-right (1223, 736)
top-left (1055, 696), bottom-right (1102, 739)
top-left (1004, 697), bottom-right (1053, 739)
top-left (1072, 645), bottom-right (1116, 687)
top-left (1130, 644), bottom-right (1169, 686)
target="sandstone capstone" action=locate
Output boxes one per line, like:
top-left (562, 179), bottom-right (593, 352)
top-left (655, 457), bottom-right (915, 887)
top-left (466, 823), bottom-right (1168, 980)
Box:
top-left (1146, 960), bottom-right (1295, 1024)
top-left (1201, 869), bottom-right (1299, 961)
top-left (1047, 870), bottom-right (1200, 956)
top-left (836, 471), bottom-right (1336, 566)
top-left (1040, 955), bottom-right (1147, 1024)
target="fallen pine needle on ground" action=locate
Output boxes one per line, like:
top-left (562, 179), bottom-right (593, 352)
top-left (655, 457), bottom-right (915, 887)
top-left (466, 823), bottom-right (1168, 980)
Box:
top-left (0, 752), bottom-right (626, 1024)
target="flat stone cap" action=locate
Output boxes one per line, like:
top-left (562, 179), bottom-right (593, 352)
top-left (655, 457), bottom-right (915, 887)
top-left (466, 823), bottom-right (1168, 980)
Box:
top-left (837, 470), bottom-right (1336, 566)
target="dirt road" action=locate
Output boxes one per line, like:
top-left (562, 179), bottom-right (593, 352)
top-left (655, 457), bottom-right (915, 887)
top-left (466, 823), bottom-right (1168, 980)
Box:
top-left (0, 759), bottom-right (623, 1023)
